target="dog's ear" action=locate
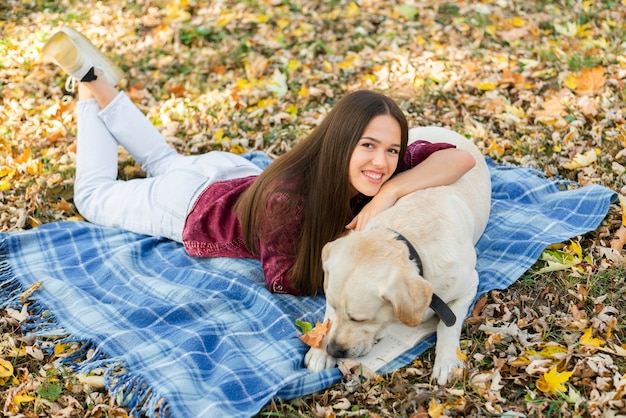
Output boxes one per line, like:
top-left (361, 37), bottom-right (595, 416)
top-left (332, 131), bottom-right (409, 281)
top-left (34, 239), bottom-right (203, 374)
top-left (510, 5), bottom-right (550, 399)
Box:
top-left (321, 241), bottom-right (334, 292)
top-left (321, 241), bottom-right (333, 262)
top-left (383, 276), bottom-right (433, 327)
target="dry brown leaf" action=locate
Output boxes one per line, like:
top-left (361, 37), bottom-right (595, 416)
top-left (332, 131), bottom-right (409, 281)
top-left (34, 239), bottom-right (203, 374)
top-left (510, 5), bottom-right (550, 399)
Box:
top-left (610, 225), bottom-right (626, 252)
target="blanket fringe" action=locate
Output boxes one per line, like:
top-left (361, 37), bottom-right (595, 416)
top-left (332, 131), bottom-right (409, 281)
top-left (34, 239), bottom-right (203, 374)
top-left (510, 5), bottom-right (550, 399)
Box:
top-left (0, 239), bottom-right (170, 418)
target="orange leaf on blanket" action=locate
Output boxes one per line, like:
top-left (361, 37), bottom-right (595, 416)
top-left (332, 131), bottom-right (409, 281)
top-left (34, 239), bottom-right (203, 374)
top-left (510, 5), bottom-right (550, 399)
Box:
top-left (297, 318), bottom-right (331, 349)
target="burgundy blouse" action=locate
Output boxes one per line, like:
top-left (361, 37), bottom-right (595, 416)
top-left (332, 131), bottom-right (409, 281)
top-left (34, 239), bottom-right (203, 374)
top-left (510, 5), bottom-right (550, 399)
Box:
top-left (182, 140), bottom-right (455, 295)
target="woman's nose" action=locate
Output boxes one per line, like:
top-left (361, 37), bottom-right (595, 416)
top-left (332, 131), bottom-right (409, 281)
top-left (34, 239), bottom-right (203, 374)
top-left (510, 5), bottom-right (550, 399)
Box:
top-left (371, 151), bottom-right (387, 167)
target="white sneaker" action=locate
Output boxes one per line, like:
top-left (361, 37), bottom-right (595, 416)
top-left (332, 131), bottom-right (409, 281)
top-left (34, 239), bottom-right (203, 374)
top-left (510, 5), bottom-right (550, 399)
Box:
top-left (42, 27), bottom-right (124, 86)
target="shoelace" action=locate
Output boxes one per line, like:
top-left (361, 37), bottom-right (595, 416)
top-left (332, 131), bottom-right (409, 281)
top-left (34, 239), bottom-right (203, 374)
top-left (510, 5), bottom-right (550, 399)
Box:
top-left (64, 67), bottom-right (100, 93)
top-left (64, 76), bottom-right (76, 93)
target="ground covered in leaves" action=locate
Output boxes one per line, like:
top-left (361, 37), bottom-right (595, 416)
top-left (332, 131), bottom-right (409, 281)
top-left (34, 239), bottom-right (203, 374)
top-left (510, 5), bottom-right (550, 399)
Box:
top-left (1, 0), bottom-right (626, 416)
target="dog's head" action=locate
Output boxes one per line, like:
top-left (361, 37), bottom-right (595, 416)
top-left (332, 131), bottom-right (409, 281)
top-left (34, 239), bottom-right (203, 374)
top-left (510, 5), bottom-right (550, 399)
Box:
top-left (322, 229), bottom-right (433, 359)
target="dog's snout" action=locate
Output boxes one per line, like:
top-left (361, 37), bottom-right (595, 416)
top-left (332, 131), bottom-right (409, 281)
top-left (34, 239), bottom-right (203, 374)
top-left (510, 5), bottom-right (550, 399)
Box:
top-left (326, 342), bottom-right (346, 359)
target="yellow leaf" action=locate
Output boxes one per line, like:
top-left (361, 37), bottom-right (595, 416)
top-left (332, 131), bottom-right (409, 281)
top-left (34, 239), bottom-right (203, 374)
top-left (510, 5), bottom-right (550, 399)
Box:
top-left (526, 345), bottom-right (569, 359)
top-left (338, 55), bottom-right (356, 70)
top-left (562, 150), bottom-right (598, 170)
top-left (255, 14), bottom-right (269, 23)
top-left (563, 73), bottom-right (578, 90)
top-left (0, 358), bottom-right (14, 377)
top-left (347, 1), bottom-right (360, 16)
top-left (214, 128), bottom-right (224, 142)
top-left (456, 347), bottom-right (467, 361)
top-left (566, 240), bottom-right (583, 259)
top-left (509, 355), bottom-right (530, 366)
top-left (487, 142), bottom-right (504, 158)
top-left (477, 82), bottom-right (497, 91)
top-left (0, 167), bottom-right (16, 178)
top-left (536, 367), bottom-right (573, 394)
top-left (256, 98), bottom-right (275, 109)
top-left (29, 217), bottom-right (42, 229)
top-left (286, 103), bottom-right (298, 116)
top-left (509, 17), bottom-right (527, 27)
top-left (276, 18), bottom-right (290, 29)
top-left (54, 342), bottom-right (73, 357)
top-left (576, 22), bottom-right (594, 37)
top-left (230, 144), bottom-right (245, 155)
top-left (428, 398), bottom-right (444, 418)
top-left (287, 59), bottom-right (299, 71)
top-left (0, 181), bottom-right (9, 192)
top-left (363, 74), bottom-right (377, 83)
top-left (12, 394), bottom-right (35, 404)
top-left (236, 78), bottom-right (252, 90)
top-left (7, 346), bottom-right (27, 357)
top-left (580, 328), bottom-right (605, 347)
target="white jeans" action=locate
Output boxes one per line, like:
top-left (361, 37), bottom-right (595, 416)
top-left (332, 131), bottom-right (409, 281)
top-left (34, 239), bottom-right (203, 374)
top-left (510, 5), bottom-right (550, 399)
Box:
top-left (75, 92), bottom-right (262, 242)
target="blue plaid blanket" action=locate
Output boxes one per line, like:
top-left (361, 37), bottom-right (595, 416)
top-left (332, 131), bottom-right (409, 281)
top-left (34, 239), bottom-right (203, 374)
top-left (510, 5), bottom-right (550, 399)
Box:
top-left (0, 157), bottom-right (616, 417)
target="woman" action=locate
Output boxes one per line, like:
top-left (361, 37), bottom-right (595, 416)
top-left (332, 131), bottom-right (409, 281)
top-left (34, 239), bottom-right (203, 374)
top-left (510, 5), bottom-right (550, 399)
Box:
top-left (42, 27), bottom-right (476, 296)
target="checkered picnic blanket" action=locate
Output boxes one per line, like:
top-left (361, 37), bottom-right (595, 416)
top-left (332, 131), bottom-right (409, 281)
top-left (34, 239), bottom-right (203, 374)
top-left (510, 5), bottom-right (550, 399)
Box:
top-left (0, 156), bottom-right (616, 417)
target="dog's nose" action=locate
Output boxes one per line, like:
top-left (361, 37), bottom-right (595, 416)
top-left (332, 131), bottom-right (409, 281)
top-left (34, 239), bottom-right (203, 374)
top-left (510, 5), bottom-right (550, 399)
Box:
top-left (326, 342), bottom-right (346, 358)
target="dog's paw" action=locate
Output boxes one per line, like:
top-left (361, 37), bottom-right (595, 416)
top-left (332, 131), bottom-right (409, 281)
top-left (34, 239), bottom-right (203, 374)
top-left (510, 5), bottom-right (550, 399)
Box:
top-left (431, 355), bottom-right (464, 386)
top-left (304, 347), bottom-right (337, 372)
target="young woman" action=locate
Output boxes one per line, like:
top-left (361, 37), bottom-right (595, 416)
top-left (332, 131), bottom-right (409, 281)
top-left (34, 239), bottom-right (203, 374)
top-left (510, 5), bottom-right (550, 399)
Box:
top-left (42, 27), bottom-right (476, 296)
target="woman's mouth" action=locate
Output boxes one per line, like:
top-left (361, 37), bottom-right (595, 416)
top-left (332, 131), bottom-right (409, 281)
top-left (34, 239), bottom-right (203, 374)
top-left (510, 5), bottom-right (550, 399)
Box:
top-left (363, 171), bottom-right (384, 182)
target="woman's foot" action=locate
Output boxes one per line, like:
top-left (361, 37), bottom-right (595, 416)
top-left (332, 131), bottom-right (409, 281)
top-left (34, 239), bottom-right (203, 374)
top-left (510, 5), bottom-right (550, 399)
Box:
top-left (42, 27), bottom-right (124, 86)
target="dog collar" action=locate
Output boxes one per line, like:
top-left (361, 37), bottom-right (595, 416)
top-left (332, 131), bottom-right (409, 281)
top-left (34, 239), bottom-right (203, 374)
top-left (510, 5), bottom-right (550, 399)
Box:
top-left (390, 230), bottom-right (457, 327)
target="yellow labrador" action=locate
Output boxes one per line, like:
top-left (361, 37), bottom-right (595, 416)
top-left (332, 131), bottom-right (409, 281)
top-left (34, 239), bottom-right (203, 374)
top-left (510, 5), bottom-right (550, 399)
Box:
top-left (304, 126), bottom-right (491, 385)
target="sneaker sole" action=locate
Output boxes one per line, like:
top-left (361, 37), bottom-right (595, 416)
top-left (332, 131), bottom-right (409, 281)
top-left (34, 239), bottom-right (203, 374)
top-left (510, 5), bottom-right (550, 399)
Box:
top-left (47, 27), bottom-right (124, 86)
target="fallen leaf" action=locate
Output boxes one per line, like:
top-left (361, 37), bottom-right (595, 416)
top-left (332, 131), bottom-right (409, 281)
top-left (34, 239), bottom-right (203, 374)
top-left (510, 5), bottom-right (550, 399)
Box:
top-left (573, 67), bottom-right (606, 95)
top-left (338, 359), bottom-right (377, 380)
top-left (610, 225), bottom-right (626, 252)
top-left (536, 367), bottom-right (573, 395)
top-left (297, 318), bottom-right (330, 349)
top-left (0, 358), bottom-right (14, 378)
top-left (580, 328), bottom-right (605, 347)
top-left (20, 281), bottom-right (42, 302)
top-left (562, 149), bottom-right (598, 170)
top-left (428, 398), bottom-right (444, 418)
top-left (12, 393), bottom-right (35, 405)
top-left (264, 68), bottom-right (288, 97)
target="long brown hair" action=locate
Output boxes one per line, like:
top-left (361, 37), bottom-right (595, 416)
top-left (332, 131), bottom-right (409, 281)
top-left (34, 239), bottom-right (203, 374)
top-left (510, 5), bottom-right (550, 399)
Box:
top-left (235, 90), bottom-right (409, 295)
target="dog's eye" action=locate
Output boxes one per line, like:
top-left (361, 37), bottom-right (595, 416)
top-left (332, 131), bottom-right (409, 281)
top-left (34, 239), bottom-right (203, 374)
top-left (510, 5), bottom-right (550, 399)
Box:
top-left (347, 314), bottom-right (368, 323)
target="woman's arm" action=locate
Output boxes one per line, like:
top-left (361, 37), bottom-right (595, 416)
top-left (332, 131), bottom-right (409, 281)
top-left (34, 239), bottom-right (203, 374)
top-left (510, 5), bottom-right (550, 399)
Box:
top-left (346, 148), bottom-right (476, 231)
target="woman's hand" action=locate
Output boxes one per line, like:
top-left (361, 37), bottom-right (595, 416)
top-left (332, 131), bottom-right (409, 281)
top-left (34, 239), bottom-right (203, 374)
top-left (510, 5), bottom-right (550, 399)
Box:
top-left (346, 188), bottom-right (398, 231)
top-left (346, 148), bottom-right (476, 231)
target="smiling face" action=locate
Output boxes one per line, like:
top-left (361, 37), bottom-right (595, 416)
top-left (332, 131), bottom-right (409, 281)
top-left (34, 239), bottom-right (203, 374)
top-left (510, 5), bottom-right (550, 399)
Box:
top-left (348, 114), bottom-right (402, 197)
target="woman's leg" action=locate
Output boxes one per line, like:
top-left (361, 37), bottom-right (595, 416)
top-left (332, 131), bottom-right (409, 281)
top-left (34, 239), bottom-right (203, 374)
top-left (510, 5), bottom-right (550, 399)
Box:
top-left (74, 81), bottom-right (264, 242)
top-left (78, 75), bottom-right (182, 177)
top-left (74, 83), bottom-right (191, 241)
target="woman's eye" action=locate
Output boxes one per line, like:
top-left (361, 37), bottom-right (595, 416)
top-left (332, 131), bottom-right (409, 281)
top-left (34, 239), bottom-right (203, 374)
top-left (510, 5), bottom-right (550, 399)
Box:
top-left (388, 148), bottom-right (399, 155)
top-left (362, 142), bottom-right (375, 149)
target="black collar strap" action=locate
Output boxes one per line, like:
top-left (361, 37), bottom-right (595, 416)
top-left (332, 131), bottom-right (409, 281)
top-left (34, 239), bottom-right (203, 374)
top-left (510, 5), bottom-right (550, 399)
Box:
top-left (391, 230), bottom-right (456, 327)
